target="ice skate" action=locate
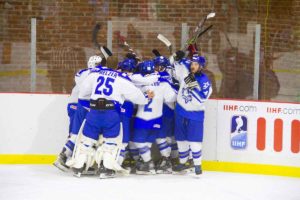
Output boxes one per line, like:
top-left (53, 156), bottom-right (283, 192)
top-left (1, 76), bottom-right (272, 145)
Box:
top-left (136, 160), bottom-right (156, 175)
top-left (53, 151), bottom-right (70, 172)
top-left (72, 165), bottom-right (85, 178)
top-left (156, 156), bottom-right (172, 174)
top-left (172, 162), bottom-right (190, 174)
top-left (99, 164), bottom-right (116, 179)
top-left (186, 159), bottom-right (195, 173)
top-left (194, 165), bottom-right (202, 175)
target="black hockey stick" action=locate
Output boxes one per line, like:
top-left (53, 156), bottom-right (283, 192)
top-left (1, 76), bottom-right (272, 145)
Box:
top-left (182, 12), bottom-right (215, 51)
top-left (92, 23), bottom-right (101, 49)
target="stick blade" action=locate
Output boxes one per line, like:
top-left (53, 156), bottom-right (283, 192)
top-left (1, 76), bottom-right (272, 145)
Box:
top-left (207, 12), bottom-right (216, 19)
top-left (157, 34), bottom-right (172, 47)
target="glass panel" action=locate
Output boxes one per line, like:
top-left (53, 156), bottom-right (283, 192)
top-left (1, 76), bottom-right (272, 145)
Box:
top-left (0, 0), bottom-right (299, 102)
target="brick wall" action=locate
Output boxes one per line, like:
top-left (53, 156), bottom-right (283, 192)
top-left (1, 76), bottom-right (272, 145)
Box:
top-left (0, 0), bottom-right (299, 102)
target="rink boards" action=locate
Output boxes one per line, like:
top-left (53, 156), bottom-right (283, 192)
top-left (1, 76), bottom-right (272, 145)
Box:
top-left (0, 93), bottom-right (299, 177)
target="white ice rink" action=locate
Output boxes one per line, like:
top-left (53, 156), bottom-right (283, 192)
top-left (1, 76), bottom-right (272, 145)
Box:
top-left (1, 165), bottom-right (300, 200)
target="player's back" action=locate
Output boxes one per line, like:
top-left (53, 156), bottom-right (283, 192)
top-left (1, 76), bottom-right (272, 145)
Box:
top-left (80, 67), bottom-right (148, 106)
top-left (135, 79), bottom-right (176, 129)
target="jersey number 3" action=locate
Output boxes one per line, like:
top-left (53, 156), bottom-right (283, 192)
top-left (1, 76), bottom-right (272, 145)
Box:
top-left (95, 76), bottom-right (115, 96)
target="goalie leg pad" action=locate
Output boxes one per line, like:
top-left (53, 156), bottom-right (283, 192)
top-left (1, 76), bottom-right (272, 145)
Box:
top-left (66, 136), bottom-right (96, 170)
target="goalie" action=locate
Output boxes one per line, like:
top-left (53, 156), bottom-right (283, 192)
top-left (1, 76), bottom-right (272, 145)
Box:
top-left (67, 64), bottom-right (154, 178)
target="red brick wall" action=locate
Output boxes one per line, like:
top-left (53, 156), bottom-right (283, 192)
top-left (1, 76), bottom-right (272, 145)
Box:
top-left (0, 0), bottom-right (299, 101)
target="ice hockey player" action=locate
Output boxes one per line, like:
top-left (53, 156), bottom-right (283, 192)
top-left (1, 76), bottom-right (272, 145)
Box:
top-left (117, 58), bottom-right (161, 171)
top-left (132, 60), bottom-right (177, 175)
top-left (69, 64), bottom-right (154, 178)
top-left (53, 55), bottom-right (103, 171)
top-left (153, 56), bottom-right (179, 167)
top-left (116, 58), bottom-right (137, 167)
top-left (173, 54), bottom-right (212, 175)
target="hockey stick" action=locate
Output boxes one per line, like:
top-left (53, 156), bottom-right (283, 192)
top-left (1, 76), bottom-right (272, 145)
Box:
top-left (182, 12), bottom-right (215, 51)
top-left (157, 34), bottom-right (173, 54)
top-left (92, 23), bottom-right (101, 49)
top-left (152, 49), bottom-right (162, 57)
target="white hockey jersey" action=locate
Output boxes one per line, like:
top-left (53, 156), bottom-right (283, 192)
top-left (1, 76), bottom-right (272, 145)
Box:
top-left (134, 78), bottom-right (177, 129)
top-left (130, 73), bottom-right (160, 86)
top-left (79, 67), bottom-right (149, 107)
top-left (68, 68), bottom-right (91, 104)
top-left (174, 59), bottom-right (212, 121)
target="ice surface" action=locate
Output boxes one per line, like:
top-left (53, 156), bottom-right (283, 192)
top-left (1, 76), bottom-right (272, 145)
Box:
top-left (0, 165), bottom-right (299, 200)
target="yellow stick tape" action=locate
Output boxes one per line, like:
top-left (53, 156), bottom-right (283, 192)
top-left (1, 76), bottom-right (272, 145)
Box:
top-left (1, 155), bottom-right (299, 178)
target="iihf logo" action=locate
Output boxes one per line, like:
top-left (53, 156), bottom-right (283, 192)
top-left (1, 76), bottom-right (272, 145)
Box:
top-left (230, 115), bottom-right (247, 150)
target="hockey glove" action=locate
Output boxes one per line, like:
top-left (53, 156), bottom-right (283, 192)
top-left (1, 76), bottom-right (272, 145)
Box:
top-left (184, 73), bottom-right (199, 89)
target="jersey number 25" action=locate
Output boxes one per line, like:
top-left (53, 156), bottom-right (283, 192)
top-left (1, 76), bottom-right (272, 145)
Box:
top-left (95, 76), bottom-right (115, 96)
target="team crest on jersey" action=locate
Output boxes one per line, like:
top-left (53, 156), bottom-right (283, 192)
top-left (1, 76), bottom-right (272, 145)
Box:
top-left (182, 88), bottom-right (192, 103)
top-left (230, 115), bottom-right (247, 150)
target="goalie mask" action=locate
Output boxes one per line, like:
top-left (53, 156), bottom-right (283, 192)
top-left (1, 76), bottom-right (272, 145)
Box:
top-left (87, 55), bottom-right (102, 69)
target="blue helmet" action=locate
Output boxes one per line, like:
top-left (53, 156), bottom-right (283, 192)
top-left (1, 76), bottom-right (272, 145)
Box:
top-left (119, 58), bottom-right (136, 72)
top-left (191, 55), bottom-right (206, 67)
top-left (139, 60), bottom-right (155, 75)
top-left (153, 56), bottom-right (170, 68)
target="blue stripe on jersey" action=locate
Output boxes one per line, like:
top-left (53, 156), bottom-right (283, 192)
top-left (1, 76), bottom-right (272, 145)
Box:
top-left (117, 72), bottom-right (132, 82)
top-left (175, 103), bottom-right (204, 121)
top-left (78, 99), bottom-right (90, 108)
top-left (134, 117), bottom-right (162, 129)
top-left (190, 91), bottom-right (204, 103)
top-left (76, 68), bottom-right (89, 77)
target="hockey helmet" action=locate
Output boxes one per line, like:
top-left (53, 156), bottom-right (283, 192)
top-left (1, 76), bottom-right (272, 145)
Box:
top-left (191, 55), bottom-right (206, 67)
top-left (120, 58), bottom-right (136, 72)
top-left (153, 56), bottom-right (170, 68)
top-left (139, 60), bottom-right (155, 75)
top-left (87, 55), bottom-right (102, 69)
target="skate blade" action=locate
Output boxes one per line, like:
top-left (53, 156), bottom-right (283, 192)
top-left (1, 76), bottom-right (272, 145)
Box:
top-left (73, 172), bottom-right (82, 178)
top-left (156, 169), bottom-right (172, 174)
top-left (172, 169), bottom-right (189, 175)
top-left (53, 162), bottom-right (69, 172)
top-left (99, 174), bottom-right (116, 179)
top-left (136, 170), bottom-right (156, 175)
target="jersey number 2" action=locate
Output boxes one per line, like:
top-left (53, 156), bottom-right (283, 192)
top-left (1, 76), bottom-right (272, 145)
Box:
top-left (144, 99), bottom-right (153, 112)
top-left (95, 76), bottom-right (115, 96)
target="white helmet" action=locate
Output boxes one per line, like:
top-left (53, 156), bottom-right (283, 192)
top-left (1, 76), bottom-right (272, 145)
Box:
top-left (87, 55), bottom-right (102, 68)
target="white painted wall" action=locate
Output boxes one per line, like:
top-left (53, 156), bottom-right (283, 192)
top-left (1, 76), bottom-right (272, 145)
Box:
top-left (0, 94), bottom-right (299, 167)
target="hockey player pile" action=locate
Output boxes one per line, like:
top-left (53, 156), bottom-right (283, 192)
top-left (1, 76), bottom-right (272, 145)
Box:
top-left (54, 12), bottom-right (215, 179)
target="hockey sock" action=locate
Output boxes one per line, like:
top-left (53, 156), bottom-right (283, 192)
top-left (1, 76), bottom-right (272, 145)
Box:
top-left (129, 141), bottom-right (139, 160)
top-left (156, 138), bottom-right (171, 157)
top-left (177, 141), bottom-right (189, 164)
top-left (190, 142), bottom-right (202, 166)
top-left (118, 143), bottom-right (128, 165)
top-left (167, 137), bottom-right (179, 159)
top-left (135, 143), bottom-right (152, 162)
top-left (64, 133), bottom-right (77, 157)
